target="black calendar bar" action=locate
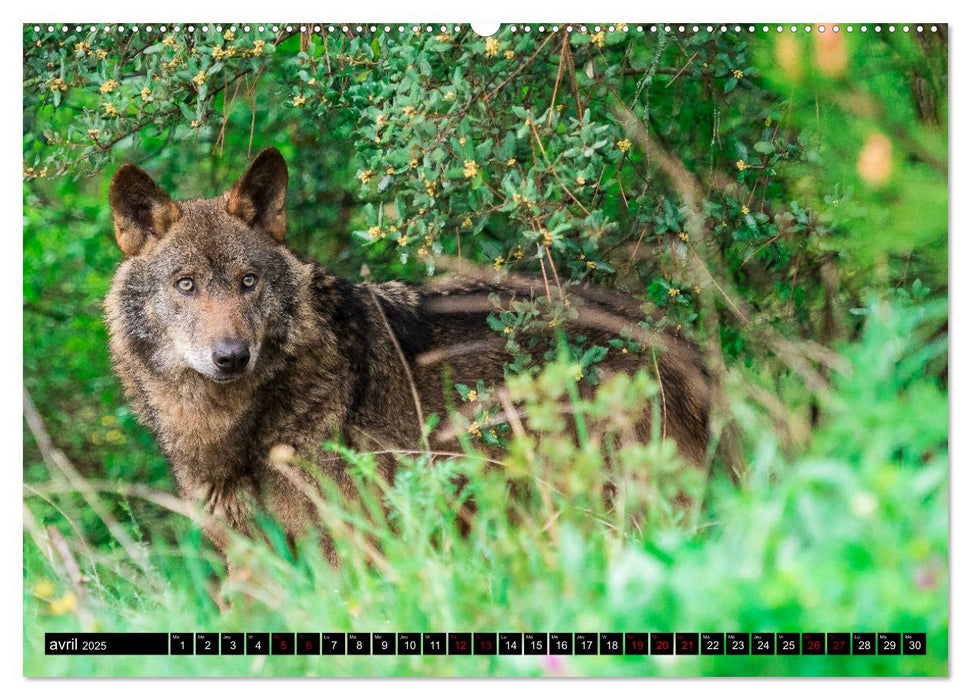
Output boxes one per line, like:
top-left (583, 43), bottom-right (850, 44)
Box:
top-left (45, 633), bottom-right (169, 655)
top-left (43, 632), bottom-right (927, 656)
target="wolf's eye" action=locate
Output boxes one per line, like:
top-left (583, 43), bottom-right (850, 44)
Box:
top-left (241, 273), bottom-right (258, 290)
top-left (175, 277), bottom-right (195, 294)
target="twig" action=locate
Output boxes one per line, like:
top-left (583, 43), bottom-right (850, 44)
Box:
top-left (537, 245), bottom-right (552, 302)
top-left (547, 32), bottom-right (569, 128)
top-left (651, 348), bottom-right (667, 442)
top-left (365, 287), bottom-right (432, 454)
top-left (482, 32), bottom-right (556, 104)
top-left (665, 52), bottom-right (699, 88)
top-left (23, 387), bottom-right (156, 580)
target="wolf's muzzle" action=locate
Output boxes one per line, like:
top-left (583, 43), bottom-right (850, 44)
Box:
top-left (212, 339), bottom-right (251, 375)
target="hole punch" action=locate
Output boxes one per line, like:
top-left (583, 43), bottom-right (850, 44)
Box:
top-left (470, 22), bottom-right (502, 36)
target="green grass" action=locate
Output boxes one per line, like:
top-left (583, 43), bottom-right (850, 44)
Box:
top-left (23, 298), bottom-right (947, 677)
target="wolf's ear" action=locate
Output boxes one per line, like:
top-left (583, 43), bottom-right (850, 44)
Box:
top-left (109, 165), bottom-right (181, 257)
top-left (226, 147), bottom-right (288, 242)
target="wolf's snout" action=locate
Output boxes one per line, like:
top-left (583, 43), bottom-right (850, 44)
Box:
top-left (212, 339), bottom-right (251, 374)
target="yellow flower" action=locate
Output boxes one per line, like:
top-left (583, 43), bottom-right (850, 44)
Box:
top-left (402, 105), bottom-right (416, 118)
top-left (253, 40), bottom-right (266, 55)
top-left (741, 205), bottom-right (750, 215)
top-left (398, 235), bottom-right (409, 247)
top-left (506, 157), bottom-right (516, 167)
top-left (49, 592), bottom-right (77, 616)
top-left (617, 138), bottom-right (632, 153)
top-left (586, 261), bottom-right (597, 269)
top-left (467, 421), bottom-right (482, 438)
top-left (192, 71), bottom-right (207, 85)
top-left (591, 31), bottom-right (606, 48)
top-left (140, 86), bottom-right (152, 100)
top-left (504, 327), bottom-right (513, 335)
top-left (458, 136), bottom-right (467, 146)
top-left (32, 580), bottom-right (56, 598)
top-left (74, 42), bottom-right (88, 52)
top-left (736, 159), bottom-right (748, 171)
top-left (103, 102), bottom-right (117, 116)
top-left (292, 95), bottom-right (306, 107)
top-left (223, 30), bottom-right (235, 41)
top-left (466, 389), bottom-right (478, 402)
top-left (99, 79), bottom-right (118, 94)
top-left (679, 231), bottom-right (689, 241)
top-left (87, 128), bottom-right (100, 138)
top-left (358, 169), bottom-right (373, 185)
top-left (368, 226), bottom-right (382, 240)
top-left (621, 347), bottom-right (628, 354)
top-left (409, 157), bottom-right (419, 168)
top-left (386, 166), bottom-right (394, 175)
top-left (46, 78), bottom-right (68, 93)
top-left (504, 50), bottom-right (515, 59)
top-left (485, 37), bottom-right (500, 57)
top-left (693, 285), bottom-right (701, 294)
top-left (461, 216), bottom-right (473, 229)
top-left (162, 36), bottom-right (178, 47)
top-left (614, 23), bottom-right (628, 32)
top-left (576, 175), bottom-right (586, 185)
top-left (489, 429), bottom-right (498, 439)
top-left (463, 160), bottom-right (479, 179)
top-left (541, 230), bottom-right (553, 247)
top-left (95, 48), bottom-right (108, 60)
top-left (425, 179), bottom-right (437, 196)
top-left (190, 119), bottom-right (200, 128)
top-left (668, 288), bottom-right (681, 297)
top-left (732, 69), bottom-right (744, 79)
top-left (513, 247), bottom-right (524, 260)
top-left (493, 256), bottom-right (505, 271)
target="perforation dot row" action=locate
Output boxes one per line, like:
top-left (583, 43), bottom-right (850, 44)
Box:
top-left (30, 24), bottom-right (940, 35)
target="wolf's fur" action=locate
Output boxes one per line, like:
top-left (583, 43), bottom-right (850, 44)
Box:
top-left (105, 148), bottom-right (712, 554)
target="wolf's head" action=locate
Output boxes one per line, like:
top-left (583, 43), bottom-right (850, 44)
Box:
top-left (107, 148), bottom-right (303, 383)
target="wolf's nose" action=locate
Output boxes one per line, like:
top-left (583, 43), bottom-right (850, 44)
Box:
top-left (212, 340), bottom-right (251, 373)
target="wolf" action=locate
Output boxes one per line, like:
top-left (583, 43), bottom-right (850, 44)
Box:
top-left (104, 148), bottom-right (713, 556)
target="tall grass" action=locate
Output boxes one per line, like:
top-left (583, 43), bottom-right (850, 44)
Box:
top-left (23, 297), bottom-right (947, 677)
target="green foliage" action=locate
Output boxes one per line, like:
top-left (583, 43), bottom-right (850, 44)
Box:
top-left (22, 24), bottom-right (947, 676)
top-left (24, 299), bottom-right (947, 676)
